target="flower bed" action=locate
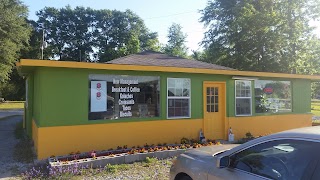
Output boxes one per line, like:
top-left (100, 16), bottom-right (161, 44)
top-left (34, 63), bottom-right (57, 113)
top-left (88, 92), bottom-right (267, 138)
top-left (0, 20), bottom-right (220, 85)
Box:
top-left (48, 141), bottom-right (219, 168)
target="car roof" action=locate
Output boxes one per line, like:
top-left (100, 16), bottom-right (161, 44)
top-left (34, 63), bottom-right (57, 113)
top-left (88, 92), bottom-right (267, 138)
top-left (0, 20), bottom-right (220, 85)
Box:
top-left (269, 126), bottom-right (320, 140)
top-left (222, 126), bottom-right (320, 156)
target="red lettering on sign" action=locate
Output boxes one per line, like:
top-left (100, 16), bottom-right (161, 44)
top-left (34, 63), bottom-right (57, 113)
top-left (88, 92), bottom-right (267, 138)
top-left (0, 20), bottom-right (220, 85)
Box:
top-left (263, 87), bottom-right (273, 94)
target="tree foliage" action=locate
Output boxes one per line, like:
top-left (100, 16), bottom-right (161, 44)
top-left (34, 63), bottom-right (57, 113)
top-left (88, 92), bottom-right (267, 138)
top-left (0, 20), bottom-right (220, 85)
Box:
top-left (163, 23), bottom-right (188, 58)
top-left (36, 7), bottom-right (159, 62)
top-left (0, 20), bottom-right (45, 101)
top-left (0, 0), bottom-right (31, 81)
top-left (200, 0), bottom-right (320, 73)
top-left (0, 68), bottom-right (25, 100)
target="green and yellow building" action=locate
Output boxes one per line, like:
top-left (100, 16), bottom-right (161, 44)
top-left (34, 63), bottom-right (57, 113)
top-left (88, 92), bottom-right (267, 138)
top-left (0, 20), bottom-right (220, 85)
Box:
top-left (17, 51), bottom-right (320, 159)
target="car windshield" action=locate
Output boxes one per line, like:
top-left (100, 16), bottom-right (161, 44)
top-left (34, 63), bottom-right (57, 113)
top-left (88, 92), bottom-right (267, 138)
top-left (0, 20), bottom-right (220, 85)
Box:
top-left (230, 139), bottom-right (320, 180)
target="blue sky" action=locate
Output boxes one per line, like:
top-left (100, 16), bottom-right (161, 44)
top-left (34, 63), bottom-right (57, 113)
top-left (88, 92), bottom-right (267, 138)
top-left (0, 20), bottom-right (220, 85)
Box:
top-left (22, 0), bottom-right (208, 53)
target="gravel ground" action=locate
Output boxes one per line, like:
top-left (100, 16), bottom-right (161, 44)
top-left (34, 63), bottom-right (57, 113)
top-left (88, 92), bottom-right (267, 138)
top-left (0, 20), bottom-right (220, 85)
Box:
top-left (0, 114), bottom-right (173, 180)
top-left (16, 158), bottom-right (173, 180)
top-left (0, 115), bottom-right (32, 179)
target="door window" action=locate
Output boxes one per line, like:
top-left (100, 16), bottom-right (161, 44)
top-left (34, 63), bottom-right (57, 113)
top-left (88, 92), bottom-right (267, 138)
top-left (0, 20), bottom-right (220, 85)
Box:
top-left (206, 87), bottom-right (218, 112)
top-left (229, 139), bottom-right (320, 180)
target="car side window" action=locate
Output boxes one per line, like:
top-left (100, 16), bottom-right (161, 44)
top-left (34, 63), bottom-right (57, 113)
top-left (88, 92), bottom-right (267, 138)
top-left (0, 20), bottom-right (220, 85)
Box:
top-left (229, 139), bottom-right (320, 180)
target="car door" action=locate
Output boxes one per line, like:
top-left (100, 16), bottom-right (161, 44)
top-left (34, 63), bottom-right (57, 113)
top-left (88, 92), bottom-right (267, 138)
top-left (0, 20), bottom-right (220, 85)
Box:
top-left (208, 139), bottom-right (320, 180)
top-left (310, 159), bottom-right (320, 180)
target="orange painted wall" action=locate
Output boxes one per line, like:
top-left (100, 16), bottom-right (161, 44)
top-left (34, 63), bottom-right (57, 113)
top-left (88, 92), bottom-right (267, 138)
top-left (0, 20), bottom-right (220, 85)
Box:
top-left (35, 119), bottom-right (203, 159)
top-left (228, 114), bottom-right (312, 139)
top-left (34, 114), bottom-right (312, 159)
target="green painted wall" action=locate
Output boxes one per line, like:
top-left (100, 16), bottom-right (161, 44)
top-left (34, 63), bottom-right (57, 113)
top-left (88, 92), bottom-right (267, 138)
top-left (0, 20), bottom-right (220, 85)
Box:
top-left (32, 67), bottom-right (231, 127)
top-left (33, 69), bottom-right (41, 125)
top-left (27, 67), bottom-right (312, 128)
top-left (226, 79), bottom-right (235, 117)
top-left (292, 79), bottom-right (311, 113)
top-left (25, 74), bottom-right (34, 137)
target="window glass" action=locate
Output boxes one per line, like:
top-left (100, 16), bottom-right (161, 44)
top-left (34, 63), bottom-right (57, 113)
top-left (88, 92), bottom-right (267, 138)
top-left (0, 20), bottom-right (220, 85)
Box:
top-left (236, 99), bottom-right (250, 115)
top-left (207, 87), bottom-right (219, 112)
top-left (236, 81), bottom-right (251, 97)
top-left (235, 80), bottom-right (251, 116)
top-left (88, 74), bottom-right (160, 120)
top-left (230, 139), bottom-right (320, 180)
top-left (255, 80), bottom-right (291, 113)
top-left (167, 78), bottom-right (190, 118)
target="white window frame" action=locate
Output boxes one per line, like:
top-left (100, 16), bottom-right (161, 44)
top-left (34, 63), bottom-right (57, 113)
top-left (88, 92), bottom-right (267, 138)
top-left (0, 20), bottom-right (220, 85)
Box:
top-left (235, 80), bottom-right (252, 116)
top-left (167, 78), bottom-right (191, 119)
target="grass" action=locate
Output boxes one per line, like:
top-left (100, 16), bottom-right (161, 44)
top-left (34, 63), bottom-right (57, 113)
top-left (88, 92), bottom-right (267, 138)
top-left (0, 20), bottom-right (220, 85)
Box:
top-left (85, 157), bottom-right (172, 179)
top-left (21, 157), bottom-right (173, 179)
top-left (105, 163), bottom-right (130, 173)
top-left (0, 101), bottom-right (24, 109)
top-left (311, 100), bottom-right (320, 116)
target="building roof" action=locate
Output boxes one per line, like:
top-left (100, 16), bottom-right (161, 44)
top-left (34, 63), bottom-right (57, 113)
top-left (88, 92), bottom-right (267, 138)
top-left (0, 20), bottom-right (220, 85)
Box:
top-left (106, 51), bottom-right (235, 71)
top-left (17, 52), bottom-right (320, 81)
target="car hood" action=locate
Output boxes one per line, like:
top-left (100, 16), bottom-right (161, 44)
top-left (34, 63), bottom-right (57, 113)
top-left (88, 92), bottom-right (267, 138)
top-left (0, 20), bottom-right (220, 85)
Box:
top-left (183, 144), bottom-right (239, 160)
top-left (175, 144), bottom-right (240, 180)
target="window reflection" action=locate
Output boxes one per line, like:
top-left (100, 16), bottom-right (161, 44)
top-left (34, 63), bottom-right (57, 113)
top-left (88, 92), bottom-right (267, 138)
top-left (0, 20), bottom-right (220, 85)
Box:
top-left (255, 80), bottom-right (291, 113)
top-left (89, 75), bottom-right (160, 120)
top-left (230, 140), bottom-right (320, 180)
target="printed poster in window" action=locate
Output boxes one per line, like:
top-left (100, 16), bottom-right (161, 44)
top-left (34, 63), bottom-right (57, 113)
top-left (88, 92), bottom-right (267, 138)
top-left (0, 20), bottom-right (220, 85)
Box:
top-left (90, 81), bottom-right (107, 112)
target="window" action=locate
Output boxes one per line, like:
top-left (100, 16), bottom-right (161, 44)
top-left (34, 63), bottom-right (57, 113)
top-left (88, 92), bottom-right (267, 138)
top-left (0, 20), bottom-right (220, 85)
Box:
top-left (235, 80), bottom-right (251, 116)
top-left (206, 87), bottom-right (219, 112)
top-left (255, 80), bottom-right (291, 113)
top-left (229, 139), bottom-right (320, 180)
top-left (88, 74), bottom-right (160, 120)
top-left (167, 78), bottom-right (191, 118)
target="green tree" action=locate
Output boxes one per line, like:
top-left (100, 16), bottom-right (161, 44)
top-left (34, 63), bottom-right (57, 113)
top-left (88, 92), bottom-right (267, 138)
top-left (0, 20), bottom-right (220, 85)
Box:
top-left (20, 20), bottom-right (49, 60)
top-left (96, 9), bottom-right (159, 61)
top-left (163, 23), bottom-right (188, 58)
top-left (37, 6), bottom-right (95, 61)
top-left (0, 20), bottom-right (48, 101)
top-left (0, 69), bottom-right (25, 100)
top-left (0, 0), bottom-right (31, 81)
top-left (191, 50), bottom-right (208, 61)
top-left (36, 7), bottom-right (159, 62)
top-left (200, 0), bottom-right (320, 73)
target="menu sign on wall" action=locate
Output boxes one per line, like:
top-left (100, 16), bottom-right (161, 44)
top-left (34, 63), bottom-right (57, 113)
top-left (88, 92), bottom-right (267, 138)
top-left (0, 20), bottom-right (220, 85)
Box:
top-left (90, 81), bottom-right (107, 112)
top-left (112, 78), bottom-right (140, 118)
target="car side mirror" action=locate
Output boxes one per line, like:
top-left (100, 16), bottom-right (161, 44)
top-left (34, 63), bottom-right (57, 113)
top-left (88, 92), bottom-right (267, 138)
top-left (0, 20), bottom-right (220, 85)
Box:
top-left (217, 156), bottom-right (230, 168)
